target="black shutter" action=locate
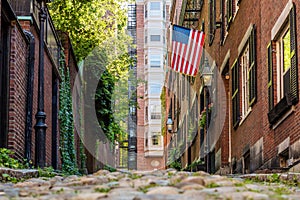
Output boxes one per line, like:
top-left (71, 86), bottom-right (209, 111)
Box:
top-left (227, 0), bottom-right (233, 29)
top-left (248, 25), bottom-right (257, 106)
top-left (231, 59), bottom-right (240, 128)
top-left (288, 4), bottom-right (298, 104)
top-left (267, 42), bottom-right (274, 111)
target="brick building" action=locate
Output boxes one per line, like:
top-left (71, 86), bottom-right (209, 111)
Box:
top-left (0, 0), bottom-right (80, 169)
top-left (135, 0), bottom-right (170, 170)
top-left (166, 0), bottom-right (300, 173)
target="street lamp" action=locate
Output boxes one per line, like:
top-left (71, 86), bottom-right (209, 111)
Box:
top-left (35, 0), bottom-right (51, 168)
top-left (201, 59), bottom-right (213, 173)
top-left (167, 113), bottom-right (173, 133)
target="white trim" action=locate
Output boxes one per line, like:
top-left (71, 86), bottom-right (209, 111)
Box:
top-left (239, 107), bottom-right (252, 126)
top-left (271, 0), bottom-right (293, 40)
top-left (220, 50), bottom-right (230, 74)
top-left (278, 137), bottom-right (290, 155)
top-left (238, 24), bottom-right (253, 55)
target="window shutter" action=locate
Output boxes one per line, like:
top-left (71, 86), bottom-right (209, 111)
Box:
top-left (267, 42), bottom-right (274, 111)
top-left (231, 59), bottom-right (240, 128)
top-left (227, 0), bottom-right (233, 27)
top-left (248, 25), bottom-right (257, 106)
top-left (288, 4), bottom-right (298, 104)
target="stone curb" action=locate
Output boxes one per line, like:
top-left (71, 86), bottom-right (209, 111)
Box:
top-left (0, 167), bottom-right (38, 180)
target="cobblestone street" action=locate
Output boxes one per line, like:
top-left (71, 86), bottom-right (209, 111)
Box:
top-left (1, 169), bottom-right (300, 199)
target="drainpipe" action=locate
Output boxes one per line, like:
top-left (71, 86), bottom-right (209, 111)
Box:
top-left (228, 91), bottom-right (232, 173)
top-left (24, 30), bottom-right (35, 166)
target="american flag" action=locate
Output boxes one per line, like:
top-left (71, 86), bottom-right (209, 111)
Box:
top-left (171, 25), bottom-right (205, 76)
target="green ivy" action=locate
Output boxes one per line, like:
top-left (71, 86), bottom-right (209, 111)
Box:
top-left (59, 51), bottom-right (80, 175)
top-left (0, 148), bottom-right (27, 169)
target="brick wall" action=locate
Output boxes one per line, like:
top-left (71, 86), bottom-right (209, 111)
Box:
top-left (8, 21), bottom-right (28, 160)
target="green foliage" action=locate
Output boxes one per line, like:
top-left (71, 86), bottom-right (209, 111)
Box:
top-left (160, 86), bottom-right (166, 136)
top-left (49, 0), bottom-right (128, 61)
top-left (95, 187), bottom-right (111, 193)
top-left (267, 173), bottom-right (281, 183)
top-left (199, 110), bottom-right (207, 128)
top-left (1, 173), bottom-right (19, 183)
top-left (38, 166), bottom-right (56, 178)
top-left (185, 159), bottom-right (204, 172)
top-left (59, 52), bottom-right (79, 175)
top-left (206, 182), bottom-right (220, 188)
top-left (0, 148), bottom-right (26, 169)
top-left (169, 161), bottom-right (182, 171)
top-left (103, 164), bottom-right (117, 172)
top-left (138, 183), bottom-right (158, 193)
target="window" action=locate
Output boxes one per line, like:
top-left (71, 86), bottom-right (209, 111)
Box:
top-left (231, 59), bottom-right (240, 127)
top-left (276, 26), bottom-right (291, 101)
top-left (150, 2), bottom-right (160, 16)
top-left (145, 30), bottom-right (148, 44)
top-left (225, 0), bottom-right (239, 30)
top-left (145, 4), bottom-right (148, 18)
top-left (151, 132), bottom-right (161, 146)
top-left (150, 104), bottom-right (161, 119)
top-left (145, 132), bottom-right (148, 147)
top-left (209, 0), bottom-right (216, 45)
top-left (232, 25), bottom-right (256, 128)
top-left (240, 45), bottom-right (250, 118)
top-left (163, 2), bottom-right (166, 18)
top-left (149, 54), bottom-right (161, 68)
top-left (150, 35), bottom-right (160, 42)
top-left (267, 3), bottom-right (298, 125)
top-left (149, 83), bottom-right (161, 94)
top-left (145, 54), bottom-right (148, 65)
top-left (150, 2), bottom-right (160, 10)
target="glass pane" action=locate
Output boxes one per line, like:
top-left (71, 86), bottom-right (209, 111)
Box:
top-left (150, 2), bottom-right (160, 10)
top-left (283, 29), bottom-right (291, 72)
top-left (150, 35), bottom-right (160, 41)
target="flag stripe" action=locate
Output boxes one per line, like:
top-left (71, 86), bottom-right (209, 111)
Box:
top-left (171, 25), bottom-right (205, 76)
top-left (191, 31), bottom-right (203, 75)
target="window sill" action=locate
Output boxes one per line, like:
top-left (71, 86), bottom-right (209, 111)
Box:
top-left (268, 94), bottom-right (296, 125)
top-left (272, 106), bottom-right (295, 129)
top-left (239, 107), bottom-right (252, 126)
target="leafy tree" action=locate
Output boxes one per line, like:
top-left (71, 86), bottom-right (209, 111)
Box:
top-left (49, 0), bottom-right (128, 61)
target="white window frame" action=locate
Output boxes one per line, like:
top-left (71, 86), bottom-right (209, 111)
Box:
top-left (151, 132), bottom-right (161, 146)
top-left (149, 83), bottom-right (161, 95)
top-left (276, 24), bottom-right (290, 101)
top-left (271, 0), bottom-right (293, 102)
top-left (149, 2), bottom-right (161, 17)
top-left (150, 34), bottom-right (161, 42)
top-left (149, 54), bottom-right (161, 68)
top-left (240, 44), bottom-right (250, 118)
top-left (150, 104), bottom-right (161, 119)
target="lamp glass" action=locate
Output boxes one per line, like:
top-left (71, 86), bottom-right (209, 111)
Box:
top-left (167, 117), bottom-right (173, 132)
top-left (202, 62), bottom-right (213, 86)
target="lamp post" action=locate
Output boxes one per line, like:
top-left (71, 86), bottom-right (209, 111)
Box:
top-left (201, 60), bottom-right (212, 173)
top-left (35, 0), bottom-right (49, 168)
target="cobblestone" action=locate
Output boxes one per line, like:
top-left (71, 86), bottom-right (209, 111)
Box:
top-left (0, 169), bottom-right (299, 199)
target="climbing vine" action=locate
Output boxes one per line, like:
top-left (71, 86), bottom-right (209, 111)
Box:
top-left (59, 52), bottom-right (79, 175)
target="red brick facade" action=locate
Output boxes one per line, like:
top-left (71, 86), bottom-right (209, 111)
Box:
top-left (167, 0), bottom-right (300, 173)
top-left (0, 0), bottom-right (80, 169)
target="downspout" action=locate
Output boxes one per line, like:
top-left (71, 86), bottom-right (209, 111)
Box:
top-left (228, 91), bottom-right (232, 173)
top-left (24, 30), bottom-right (35, 165)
